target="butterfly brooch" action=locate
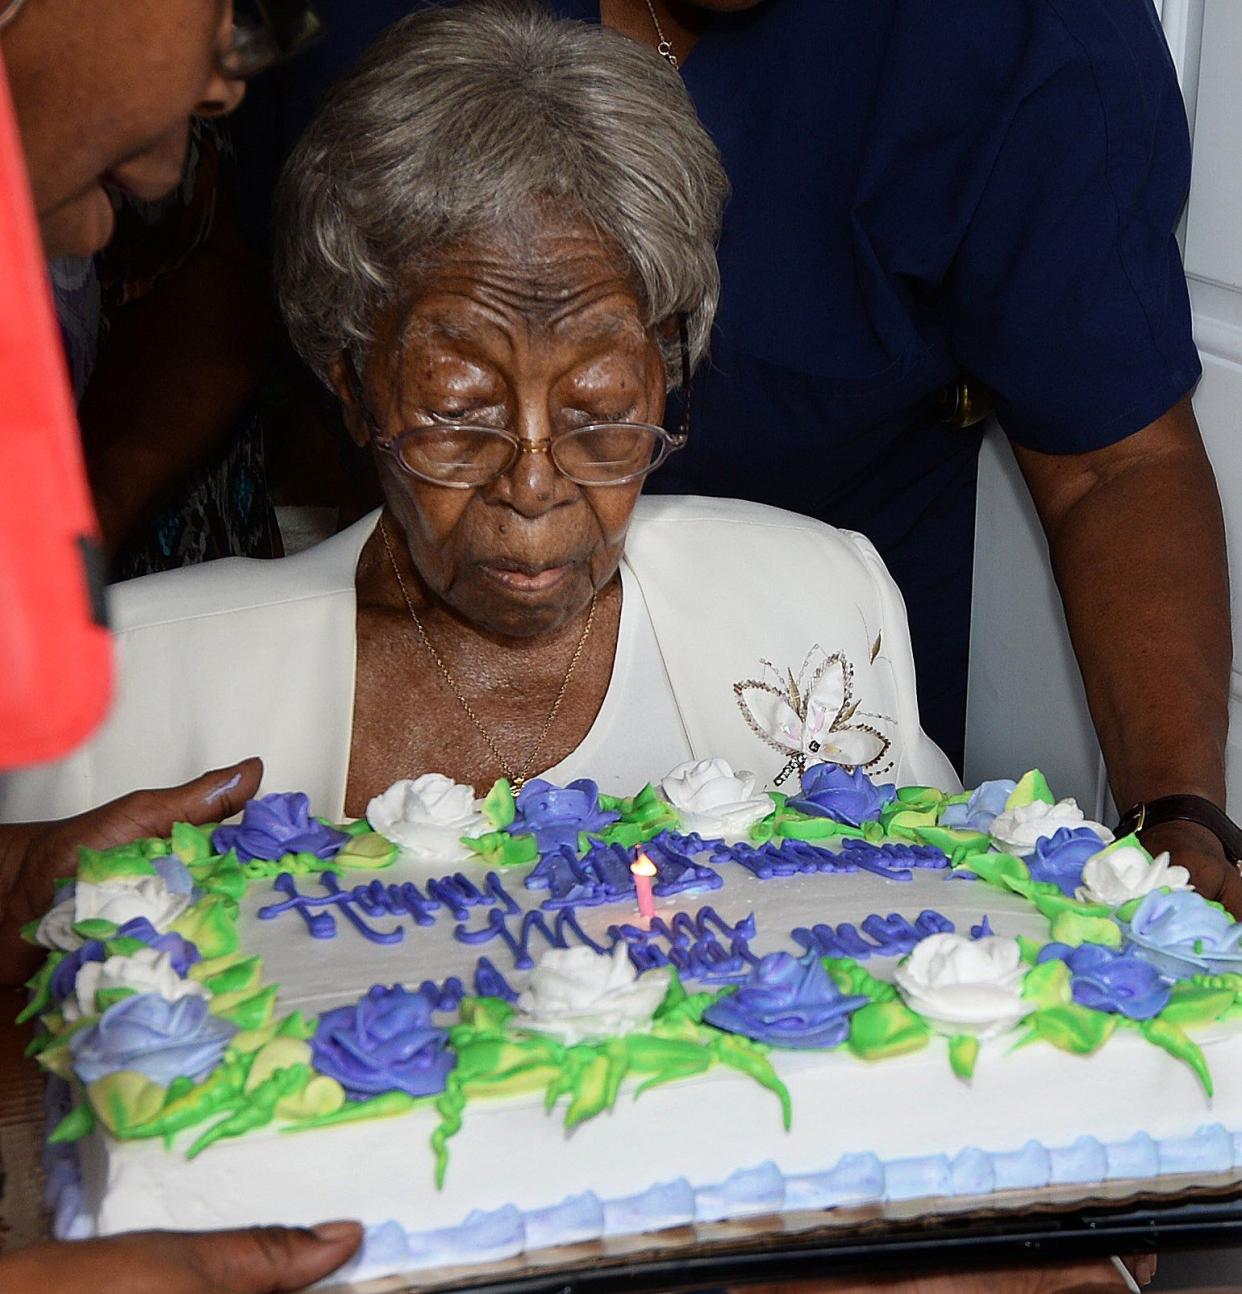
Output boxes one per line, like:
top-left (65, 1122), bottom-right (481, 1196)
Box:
top-left (733, 642), bottom-right (895, 786)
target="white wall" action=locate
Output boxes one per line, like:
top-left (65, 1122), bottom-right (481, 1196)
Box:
top-left (964, 0), bottom-right (1240, 817)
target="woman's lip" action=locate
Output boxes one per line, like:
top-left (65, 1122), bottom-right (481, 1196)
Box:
top-left (481, 563), bottom-right (573, 593)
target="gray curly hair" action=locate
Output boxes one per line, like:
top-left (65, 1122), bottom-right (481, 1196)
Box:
top-left (275, 0), bottom-right (729, 390)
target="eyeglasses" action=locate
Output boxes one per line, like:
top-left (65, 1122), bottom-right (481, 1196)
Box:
top-left (220, 0), bottom-right (325, 80)
top-left (364, 317), bottom-right (693, 490)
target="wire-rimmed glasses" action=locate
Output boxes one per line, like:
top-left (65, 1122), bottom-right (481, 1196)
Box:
top-left (368, 317), bottom-right (693, 490)
top-left (220, 0), bottom-right (324, 80)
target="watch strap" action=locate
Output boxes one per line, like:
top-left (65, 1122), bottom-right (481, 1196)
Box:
top-left (1115, 794), bottom-right (1242, 864)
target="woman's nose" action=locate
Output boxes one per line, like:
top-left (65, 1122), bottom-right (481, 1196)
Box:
top-left (489, 408), bottom-right (576, 516)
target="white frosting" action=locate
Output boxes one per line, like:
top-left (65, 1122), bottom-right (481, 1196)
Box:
top-left (894, 933), bottom-right (1031, 1038)
top-left (73, 875), bottom-right (192, 933)
top-left (1076, 844), bottom-right (1191, 907)
top-left (36, 892), bottom-right (82, 951)
top-left (659, 758), bottom-right (773, 840)
top-left (989, 799), bottom-right (1113, 857)
top-left (515, 946), bottom-right (668, 1046)
top-left (366, 775), bottom-right (488, 863)
top-left (62, 947), bottom-right (208, 1024)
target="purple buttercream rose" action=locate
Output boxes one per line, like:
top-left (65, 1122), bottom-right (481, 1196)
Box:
top-left (152, 856), bottom-right (195, 896)
top-left (1122, 889), bottom-right (1242, 978)
top-left (939, 779), bottom-right (1016, 833)
top-left (786, 764), bottom-right (896, 827)
top-left (312, 984), bottom-right (456, 1100)
top-left (114, 918), bottom-right (202, 976)
top-left (507, 779), bottom-right (620, 851)
top-left (1037, 942), bottom-right (1171, 1019)
top-left (212, 792), bottom-right (349, 863)
top-left (49, 941), bottom-right (106, 1002)
top-left (703, 952), bottom-right (868, 1049)
top-left (69, 993), bottom-right (236, 1086)
top-left (1026, 827), bottom-right (1109, 897)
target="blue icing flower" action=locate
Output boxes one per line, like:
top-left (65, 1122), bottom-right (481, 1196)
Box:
top-left (49, 941), bottom-right (106, 1002)
top-left (703, 952), bottom-right (868, 1048)
top-left (70, 993), bottom-right (236, 1086)
top-left (1026, 827), bottom-right (1109, 897)
top-left (786, 764), bottom-right (896, 827)
top-left (1037, 943), bottom-right (1170, 1019)
top-left (115, 918), bottom-right (202, 976)
top-left (507, 779), bottom-right (619, 851)
top-left (152, 856), bottom-right (195, 896)
top-left (939, 779), bottom-right (1017, 833)
top-left (212, 792), bottom-right (349, 863)
top-left (1122, 889), bottom-right (1242, 977)
top-left (312, 984), bottom-right (456, 1100)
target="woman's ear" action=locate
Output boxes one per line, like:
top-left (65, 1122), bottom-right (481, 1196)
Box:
top-left (328, 354), bottom-right (374, 449)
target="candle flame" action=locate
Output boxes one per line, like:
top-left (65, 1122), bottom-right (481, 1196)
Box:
top-left (631, 853), bottom-right (657, 878)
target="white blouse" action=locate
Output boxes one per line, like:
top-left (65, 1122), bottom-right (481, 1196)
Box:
top-left (0, 496), bottom-right (958, 823)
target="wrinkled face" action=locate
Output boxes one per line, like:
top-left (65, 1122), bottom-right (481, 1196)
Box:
top-left (2, 0), bottom-right (244, 256)
top-left (338, 222), bottom-right (667, 641)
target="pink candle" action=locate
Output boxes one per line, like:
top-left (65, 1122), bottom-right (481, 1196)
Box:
top-left (631, 853), bottom-right (657, 922)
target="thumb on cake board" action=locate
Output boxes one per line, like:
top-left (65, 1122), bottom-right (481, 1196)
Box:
top-left (0, 757), bottom-right (263, 985)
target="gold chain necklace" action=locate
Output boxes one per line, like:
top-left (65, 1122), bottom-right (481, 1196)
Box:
top-left (643, 0), bottom-right (679, 68)
top-left (378, 518), bottom-right (598, 791)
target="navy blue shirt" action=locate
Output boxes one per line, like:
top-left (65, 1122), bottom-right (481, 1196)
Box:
top-left (243, 0), bottom-right (1200, 767)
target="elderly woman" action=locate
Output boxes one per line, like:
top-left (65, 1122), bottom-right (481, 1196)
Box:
top-left (0, 4), bottom-right (950, 868)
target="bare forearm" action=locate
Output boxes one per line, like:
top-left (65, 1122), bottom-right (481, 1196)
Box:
top-left (1015, 398), bottom-right (1231, 813)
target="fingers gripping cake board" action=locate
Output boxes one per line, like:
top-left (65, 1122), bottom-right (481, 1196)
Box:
top-left (21, 758), bottom-right (1242, 1284)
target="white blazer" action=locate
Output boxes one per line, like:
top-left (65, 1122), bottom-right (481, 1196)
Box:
top-left (0, 496), bottom-right (957, 823)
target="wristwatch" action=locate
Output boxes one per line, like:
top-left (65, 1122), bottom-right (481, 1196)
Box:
top-left (1114, 794), bottom-right (1242, 864)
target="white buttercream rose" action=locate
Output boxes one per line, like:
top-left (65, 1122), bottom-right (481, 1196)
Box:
top-left (35, 891), bottom-right (81, 951)
top-left (73, 874), bottom-right (191, 933)
top-left (1076, 843), bottom-right (1190, 907)
top-left (515, 945), bottom-right (668, 1045)
top-left (989, 798), bottom-right (1112, 857)
top-left (894, 933), bottom-right (1032, 1038)
top-left (62, 947), bottom-right (208, 1024)
top-left (366, 774), bottom-right (487, 863)
top-left (659, 758), bottom-right (773, 839)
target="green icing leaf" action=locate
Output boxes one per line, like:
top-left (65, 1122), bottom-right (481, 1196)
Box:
top-left (948, 1034), bottom-right (979, 1081)
top-left (432, 1077), bottom-right (467, 1189)
top-left (186, 1063), bottom-right (310, 1159)
top-left (171, 821), bottom-right (217, 864)
top-left (775, 812), bottom-right (864, 843)
top-left (276, 1010), bottom-right (317, 1041)
top-left (283, 1089), bottom-right (421, 1136)
top-left (73, 919), bottom-right (118, 941)
top-left (95, 986), bottom-right (137, 1011)
top-left (77, 843), bottom-right (158, 885)
top-left (709, 1032), bottom-right (792, 1130)
top-left (848, 1000), bottom-right (930, 1060)
top-left (49, 1101), bottom-right (96, 1144)
top-left (1016, 935), bottom-right (1045, 966)
top-left (912, 825), bottom-right (992, 859)
top-left (334, 832), bottom-right (398, 871)
top-left (1005, 770), bottom-right (1055, 810)
top-left (653, 970), bottom-right (714, 1027)
top-left (482, 779), bottom-right (516, 830)
top-left (201, 955), bottom-right (262, 997)
top-left (461, 830), bottom-right (539, 869)
top-left (1022, 959), bottom-right (1072, 1009)
top-left (19, 917), bottom-right (42, 946)
top-left (1024, 1004), bottom-right (1116, 1056)
top-left (88, 1071), bottom-right (168, 1136)
top-left (170, 893), bottom-right (239, 959)
top-left (1159, 983), bottom-right (1236, 1030)
top-left (963, 851), bottom-right (1034, 896)
top-left (1049, 910), bottom-right (1123, 949)
top-left (18, 957), bottom-right (60, 1023)
top-left (189, 853), bottom-right (246, 902)
top-left (1140, 1017), bottom-right (1213, 1096)
top-left (338, 817), bottom-right (373, 838)
top-left (211, 984), bottom-right (278, 1032)
top-left (824, 957), bottom-right (896, 1003)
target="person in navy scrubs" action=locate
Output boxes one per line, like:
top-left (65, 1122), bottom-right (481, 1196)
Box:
top-left (237, 0), bottom-right (1236, 914)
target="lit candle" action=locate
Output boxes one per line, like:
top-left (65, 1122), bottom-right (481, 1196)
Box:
top-left (631, 852), bottom-right (657, 921)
